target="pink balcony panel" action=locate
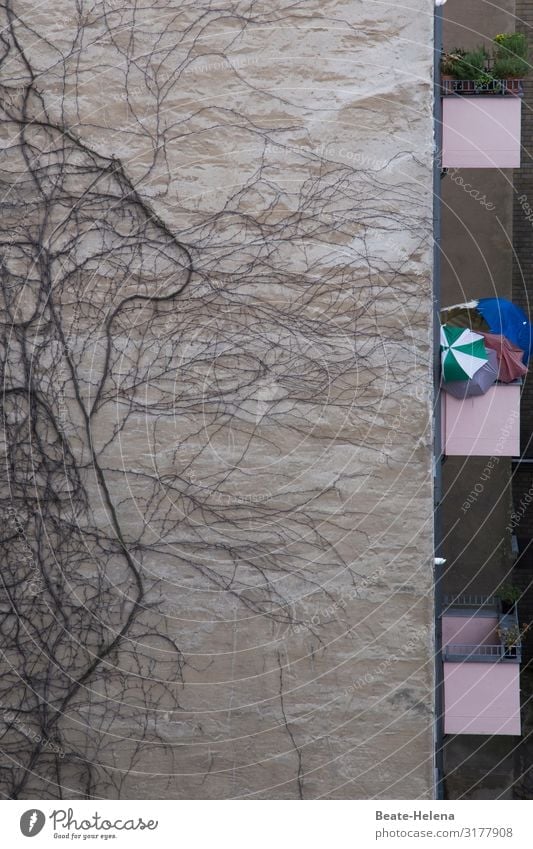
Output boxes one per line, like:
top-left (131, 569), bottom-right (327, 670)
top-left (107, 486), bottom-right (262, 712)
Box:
top-left (444, 662), bottom-right (521, 735)
top-left (442, 614), bottom-right (498, 648)
top-left (442, 97), bottom-right (522, 168)
top-left (442, 383), bottom-right (520, 456)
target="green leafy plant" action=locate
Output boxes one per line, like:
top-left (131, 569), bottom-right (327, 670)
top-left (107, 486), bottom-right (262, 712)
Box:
top-left (497, 621), bottom-right (531, 648)
top-left (499, 583), bottom-right (522, 605)
top-left (493, 54), bottom-right (530, 78)
top-left (441, 49), bottom-right (465, 77)
top-left (452, 46), bottom-right (491, 81)
top-left (497, 623), bottom-right (521, 648)
top-left (494, 32), bottom-right (528, 57)
top-left (441, 35), bottom-right (530, 84)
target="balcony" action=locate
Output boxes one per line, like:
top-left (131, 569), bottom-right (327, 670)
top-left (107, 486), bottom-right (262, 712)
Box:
top-left (441, 381), bottom-right (520, 457)
top-left (442, 595), bottom-right (522, 736)
top-left (441, 86), bottom-right (522, 169)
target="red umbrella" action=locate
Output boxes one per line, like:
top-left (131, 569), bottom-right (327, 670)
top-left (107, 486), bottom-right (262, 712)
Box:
top-left (479, 332), bottom-right (528, 383)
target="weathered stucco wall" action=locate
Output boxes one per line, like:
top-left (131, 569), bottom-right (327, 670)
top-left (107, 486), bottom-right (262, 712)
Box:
top-left (0, 1), bottom-right (435, 798)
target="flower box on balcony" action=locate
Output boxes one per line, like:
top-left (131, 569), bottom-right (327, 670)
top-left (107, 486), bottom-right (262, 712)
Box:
top-left (441, 93), bottom-right (522, 168)
top-left (442, 79), bottom-right (523, 96)
top-left (441, 382), bottom-right (520, 457)
top-left (442, 596), bottom-right (521, 736)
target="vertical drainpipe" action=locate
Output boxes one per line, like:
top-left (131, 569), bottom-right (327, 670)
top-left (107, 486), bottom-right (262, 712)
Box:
top-left (433, 0), bottom-right (444, 801)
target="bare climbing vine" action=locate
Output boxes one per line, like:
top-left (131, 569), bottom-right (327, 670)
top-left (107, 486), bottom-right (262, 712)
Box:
top-left (0, 1), bottom-right (433, 799)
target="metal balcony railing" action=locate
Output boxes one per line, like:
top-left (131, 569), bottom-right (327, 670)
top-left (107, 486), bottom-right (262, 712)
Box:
top-left (442, 596), bottom-right (522, 663)
top-left (443, 643), bottom-right (521, 662)
top-left (442, 78), bottom-right (523, 96)
top-left (443, 594), bottom-right (500, 614)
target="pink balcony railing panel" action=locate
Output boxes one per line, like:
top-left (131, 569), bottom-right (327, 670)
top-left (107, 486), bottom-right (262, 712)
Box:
top-left (442, 614), bottom-right (498, 648)
top-left (442, 383), bottom-right (520, 457)
top-left (442, 97), bottom-right (522, 168)
top-left (444, 662), bottom-right (521, 735)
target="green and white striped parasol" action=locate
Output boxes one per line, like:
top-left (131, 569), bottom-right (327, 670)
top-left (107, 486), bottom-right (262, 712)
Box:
top-left (440, 324), bottom-right (488, 382)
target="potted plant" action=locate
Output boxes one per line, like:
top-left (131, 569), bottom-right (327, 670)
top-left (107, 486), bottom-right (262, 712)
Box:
top-left (493, 33), bottom-right (530, 93)
top-left (498, 583), bottom-right (521, 613)
top-left (441, 34), bottom-right (526, 167)
top-left (493, 32), bottom-right (529, 67)
top-left (450, 46), bottom-right (495, 94)
top-left (441, 49), bottom-right (465, 80)
top-left (441, 35), bottom-right (530, 94)
top-left (497, 623), bottom-right (521, 658)
top-left (441, 49), bottom-right (466, 94)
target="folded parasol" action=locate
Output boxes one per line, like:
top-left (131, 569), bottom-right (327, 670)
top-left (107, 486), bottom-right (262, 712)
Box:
top-left (443, 348), bottom-right (498, 398)
top-left (440, 325), bottom-right (488, 382)
top-left (478, 332), bottom-right (528, 383)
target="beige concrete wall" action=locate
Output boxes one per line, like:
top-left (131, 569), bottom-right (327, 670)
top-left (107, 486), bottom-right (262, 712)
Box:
top-left (0, 1), bottom-right (436, 798)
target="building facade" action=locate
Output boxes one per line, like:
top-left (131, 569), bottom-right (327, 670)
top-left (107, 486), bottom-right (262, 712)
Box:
top-left (0, 1), bottom-right (437, 798)
top-left (438, 0), bottom-right (533, 800)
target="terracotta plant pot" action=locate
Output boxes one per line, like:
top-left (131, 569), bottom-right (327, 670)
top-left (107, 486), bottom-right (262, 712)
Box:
top-left (441, 74), bottom-right (456, 95)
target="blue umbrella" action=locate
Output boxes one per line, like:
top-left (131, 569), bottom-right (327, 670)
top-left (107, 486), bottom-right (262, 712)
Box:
top-left (477, 298), bottom-right (533, 364)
